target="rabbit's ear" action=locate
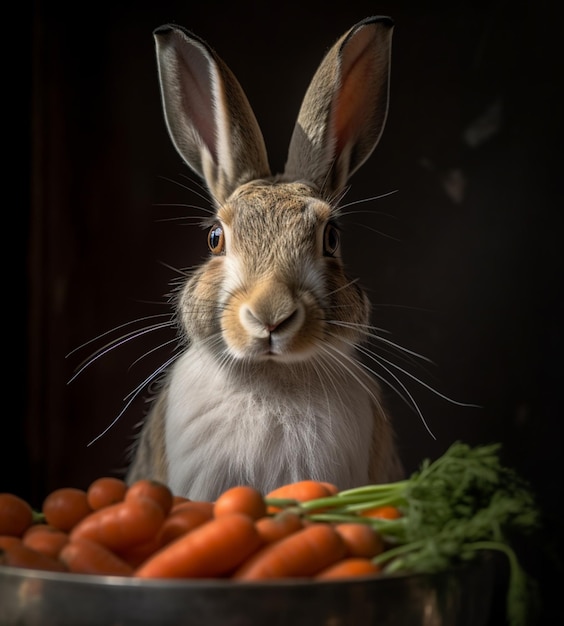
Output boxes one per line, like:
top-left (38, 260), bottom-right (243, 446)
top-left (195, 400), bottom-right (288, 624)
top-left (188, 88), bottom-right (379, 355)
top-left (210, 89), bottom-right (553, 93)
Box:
top-left (284, 16), bottom-right (394, 198)
top-left (154, 25), bottom-right (271, 204)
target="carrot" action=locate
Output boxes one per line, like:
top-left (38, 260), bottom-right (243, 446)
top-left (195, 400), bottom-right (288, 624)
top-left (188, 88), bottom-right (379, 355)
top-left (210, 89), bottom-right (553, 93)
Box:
top-left (0, 535), bottom-right (23, 550)
top-left (117, 536), bottom-right (162, 568)
top-left (42, 487), bottom-right (93, 532)
top-left (213, 485), bottom-right (266, 520)
top-left (172, 499), bottom-right (214, 517)
top-left (232, 522), bottom-right (346, 580)
top-left (334, 522), bottom-right (384, 558)
top-left (60, 538), bottom-right (133, 576)
top-left (22, 525), bottom-right (69, 558)
top-left (87, 477), bottom-right (128, 510)
top-left (265, 480), bottom-right (335, 513)
top-left (315, 557), bottom-right (381, 580)
top-left (135, 513), bottom-right (262, 579)
top-left (172, 495), bottom-right (190, 508)
top-left (125, 479), bottom-right (173, 516)
top-left (359, 505), bottom-right (402, 520)
top-left (70, 495), bottom-right (165, 551)
top-left (319, 482), bottom-right (339, 495)
top-left (255, 511), bottom-right (304, 544)
top-left (157, 507), bottom-right (212, 547)
top-left (0, 493), bottom-right (34, 537)
top-left (0, 541), bottom-right (67, 572)
top-left (22, 523), bottom-right (56, 536)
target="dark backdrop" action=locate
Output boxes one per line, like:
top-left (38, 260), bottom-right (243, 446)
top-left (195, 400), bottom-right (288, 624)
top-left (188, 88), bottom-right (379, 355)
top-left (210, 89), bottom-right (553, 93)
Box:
top-left (8, 0), bottom-right (563, 622)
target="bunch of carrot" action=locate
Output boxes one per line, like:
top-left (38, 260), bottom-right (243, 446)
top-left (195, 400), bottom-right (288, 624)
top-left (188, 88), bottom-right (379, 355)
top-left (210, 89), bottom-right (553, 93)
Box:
top-left (0, 478), bottom-right (400, 581)
top-left (0, 442), bottom-right (541, 626)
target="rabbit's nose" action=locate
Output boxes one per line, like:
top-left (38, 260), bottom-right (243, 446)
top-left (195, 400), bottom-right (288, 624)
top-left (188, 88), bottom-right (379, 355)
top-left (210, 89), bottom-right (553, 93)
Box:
top-left (241, 305), bottom-right (301, 337)
top-left (239, 293), bottom-right (306, 340)
top-left (239, 280), bottom-right (306, 339)
top-left (265, 309), bottom-right (299, 334)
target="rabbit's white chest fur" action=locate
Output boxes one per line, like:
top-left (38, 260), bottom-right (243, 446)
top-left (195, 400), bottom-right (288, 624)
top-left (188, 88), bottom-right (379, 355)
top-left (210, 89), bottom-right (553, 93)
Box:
top-left (165, 346), bottom-right (375, 500)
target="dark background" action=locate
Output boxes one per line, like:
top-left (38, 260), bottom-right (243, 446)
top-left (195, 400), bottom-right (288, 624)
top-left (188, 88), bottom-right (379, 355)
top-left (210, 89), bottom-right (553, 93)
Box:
top-left (8, 0), bottom-right (563, 622)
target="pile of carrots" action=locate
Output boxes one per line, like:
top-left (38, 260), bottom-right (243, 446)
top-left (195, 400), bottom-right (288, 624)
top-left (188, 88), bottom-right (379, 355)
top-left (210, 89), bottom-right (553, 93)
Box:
top-left (0, 478), bottom-right (401, 581)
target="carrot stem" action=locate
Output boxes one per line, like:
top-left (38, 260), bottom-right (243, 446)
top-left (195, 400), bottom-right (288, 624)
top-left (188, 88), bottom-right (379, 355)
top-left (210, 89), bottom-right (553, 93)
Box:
top-left (32, 511), bottom-right (46, 524)
top-left (263, 498), bottom-right (300, 508)
top-left (337, 481), bottom-right (410, 497)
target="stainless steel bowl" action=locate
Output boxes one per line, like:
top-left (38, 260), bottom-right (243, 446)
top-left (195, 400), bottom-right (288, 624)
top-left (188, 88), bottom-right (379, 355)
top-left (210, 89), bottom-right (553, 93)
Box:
top-left (0, 554), bottom-right (496, 626)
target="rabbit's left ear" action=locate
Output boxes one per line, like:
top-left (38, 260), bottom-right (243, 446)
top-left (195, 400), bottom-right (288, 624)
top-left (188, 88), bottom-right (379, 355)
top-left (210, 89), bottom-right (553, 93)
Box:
top-left (153, 25), bottom-right (271, 204)
top-left (284, 16), bottom-right (394, 198)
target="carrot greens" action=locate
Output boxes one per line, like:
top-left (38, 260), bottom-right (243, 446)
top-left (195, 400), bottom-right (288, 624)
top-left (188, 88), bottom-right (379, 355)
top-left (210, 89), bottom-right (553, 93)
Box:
top-left (265, 441), bottom-right (540, 626)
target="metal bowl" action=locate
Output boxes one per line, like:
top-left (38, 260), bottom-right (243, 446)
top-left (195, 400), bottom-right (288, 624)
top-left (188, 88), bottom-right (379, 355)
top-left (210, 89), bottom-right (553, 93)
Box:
top-left (0, 554), bottom-right (496, 626)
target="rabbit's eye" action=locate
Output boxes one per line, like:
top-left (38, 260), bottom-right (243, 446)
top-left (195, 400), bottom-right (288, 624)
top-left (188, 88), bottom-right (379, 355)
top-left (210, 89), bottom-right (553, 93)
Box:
top-left (323, 223), bottom-right (340, 256)
top-left (208, 224), bottom-right (225, 255)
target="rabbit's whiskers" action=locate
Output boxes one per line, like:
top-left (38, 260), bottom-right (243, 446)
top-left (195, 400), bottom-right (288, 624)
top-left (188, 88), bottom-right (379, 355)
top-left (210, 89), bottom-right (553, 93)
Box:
top-left (88, 352), bottom-right (181, 448)
top-left (324, 322), bottom-right (480, 437)
top-left (67, 315), bottom-right (175, 384)
top-left (328, 320), bottom-right (433, 364)
top-left (66, 312), bottom-right (181, 446)
top-left (158, 175), bottom-right (213, 207)
top-left (337, 189), bottom-right (399, 213)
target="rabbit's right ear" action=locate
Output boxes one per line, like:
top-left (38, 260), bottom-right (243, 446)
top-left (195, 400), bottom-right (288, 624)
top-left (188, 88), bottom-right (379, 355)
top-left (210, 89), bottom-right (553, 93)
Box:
top-left (153, 25), bottom-right (271, 204)
top-left (284, 17), bottom-right (394, 198)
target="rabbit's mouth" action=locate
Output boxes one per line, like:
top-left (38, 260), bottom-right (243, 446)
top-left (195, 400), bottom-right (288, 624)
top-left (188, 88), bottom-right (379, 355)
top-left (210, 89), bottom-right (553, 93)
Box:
top-left (233, 333), bottom-right (319, 363)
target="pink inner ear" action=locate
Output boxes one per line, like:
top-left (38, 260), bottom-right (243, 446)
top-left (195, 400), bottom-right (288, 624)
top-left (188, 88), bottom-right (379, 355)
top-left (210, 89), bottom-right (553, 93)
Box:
top-left (178, 43), bottom-right (218, 162)
top-left (334, 33), bottom-right (376, 155)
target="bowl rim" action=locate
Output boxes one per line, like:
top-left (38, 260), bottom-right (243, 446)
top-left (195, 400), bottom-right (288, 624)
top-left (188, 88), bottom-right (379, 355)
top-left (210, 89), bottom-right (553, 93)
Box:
top-left (0, 551), bottom-right (494, 590)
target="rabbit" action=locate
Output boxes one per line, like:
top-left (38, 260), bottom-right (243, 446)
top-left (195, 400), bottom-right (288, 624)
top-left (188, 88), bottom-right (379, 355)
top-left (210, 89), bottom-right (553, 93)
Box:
top-left (125, 16), bottom-right (405, 501)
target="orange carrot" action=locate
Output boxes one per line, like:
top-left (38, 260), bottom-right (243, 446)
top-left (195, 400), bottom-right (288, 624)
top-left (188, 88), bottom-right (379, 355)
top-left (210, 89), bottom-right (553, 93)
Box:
top-left (232, 522), bottom-right (346, 580)
top-left (22, 525), bottom-right (69, 559)
top-left (0, 541), bottom-right (67, 572)
top-left (117, 536), bottom-right (162, 568)
top-left (86, 477), bottom-right (128, 510)
top-left (0, 535), bottom-right (23, 550)
top-left (319, 482), bottom-right (339, 495)
top-left (213, 485), bottom-right (266, 520)
top-left (125, 479), bottom-right (174, 516)
top-left (135, 513), bottom-right (262, 579)
top-left (265, 480), bottom-right (335, 513)
top-left (360, 505), bottom-right (402, 520)
top-left (334, 522), bottom-right (384, 558)
top-left (70, 495), bottom-right (165, 551)
top-left (157, 507), bottom-right (212, 547)
top-left (60, 538), bottom-right (133, 576)
top-left (0, 493), bottom-right (34, 537)
top-left (315, 557), bottom-right (381, 580)
top-left (42, 487), bottom-right (93, 532)
top-left (255, 511), bottom-right (304, 544)
top-left (171, 499), bottom-right (215, 517)
top-left (22, 523), bottom-right (57, 537)
top-left (172, 495), bottom-right (190, 508)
